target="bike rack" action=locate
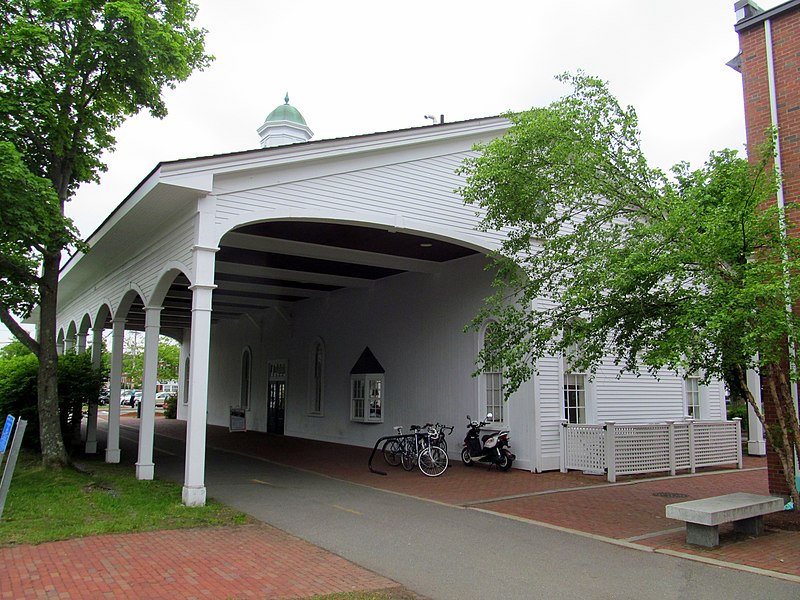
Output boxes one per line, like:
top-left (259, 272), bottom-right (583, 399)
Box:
top-left (367, 432), bottom-right (421, 476)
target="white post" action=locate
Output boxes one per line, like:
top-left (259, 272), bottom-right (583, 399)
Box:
top-left (687, 419), bottom-right (696, 474)
top-left (734, 417), bottom-right (744, 469)
top-left (559, 419), bottom-right (568, 473)
top-left (84, 326), bottom-right (103, 454)
top-left (605, 422), bottom-right (616, 483)
top-left (746, 368), bottom-right (767, 455)
top-left (666, 420), bottom-right (676, 476)
top-left (105, 318), bottom-right (125, 463)
top-left (136, 307), bottom-right (162, 480)
top-left (76, 331), bottom-right (88, 354)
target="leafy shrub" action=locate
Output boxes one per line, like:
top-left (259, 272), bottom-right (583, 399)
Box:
top-left (163, 393), bottom-right (177, 419)
top-left (0, 351), bottom-right (105, 452)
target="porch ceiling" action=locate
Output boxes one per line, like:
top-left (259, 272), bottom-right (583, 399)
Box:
top-left (124, 222), bottom-right (480, 331)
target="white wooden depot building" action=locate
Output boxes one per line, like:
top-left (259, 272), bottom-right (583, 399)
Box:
top-left (55, 98), bottom-right (728, 505)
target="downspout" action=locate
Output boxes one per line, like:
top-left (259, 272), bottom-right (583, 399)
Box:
top-left (764, 17), bottom-right (800, 490)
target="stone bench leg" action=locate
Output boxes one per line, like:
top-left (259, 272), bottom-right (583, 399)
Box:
top-left (732, 515), bottom-right (764, 536)
top-left (686, 522), bottom-right (719, 548)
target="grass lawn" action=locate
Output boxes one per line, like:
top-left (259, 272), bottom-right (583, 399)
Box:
top-left (0, 451), bottom-right (249, 546)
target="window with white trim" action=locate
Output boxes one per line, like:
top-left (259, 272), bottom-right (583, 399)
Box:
top-left (563, 372), bottom-right (586, 424)
top-left (240, 347), bottom-right (252, 409)
top-left (482, 322), bottom-right (505, 423)
top-left (350, 347), bottom-right (384, 423)
top-left (686, 375), bottom-right (700, 418)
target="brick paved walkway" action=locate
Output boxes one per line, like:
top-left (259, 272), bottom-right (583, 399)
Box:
top-left (0, 523), bottom-right (403, 599)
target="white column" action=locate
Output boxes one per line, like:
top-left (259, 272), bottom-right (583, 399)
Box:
top-left (84, 326), bottom-right (103, 454)
top-left (183, 282), bottom-right (214, 506)
top-left (136, 307), bottom-right (162, 480)
top-left (76, 331), bottom-right (88, 354)
top-left (746, 368), bottom-right (766, 456)
top-left (105, 318), bottom-right (125, 463)
top-left (177, 328), bottom-right (191, 421)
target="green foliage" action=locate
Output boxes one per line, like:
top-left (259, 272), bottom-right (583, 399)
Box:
top-left (0, 351), bottom-right (106, 451)
top-left (0, 451), bottom-right (249, 546)
top-left (459, 72), bottom-right (794, 394)
top-left (0, 340), bottom-right (33, 359)
top-left (0, 0), bottom-right (212, 196)
top-left (0, 354), bottom-right (39, 438)
top-left (0, 141), bottom-right (77, 320)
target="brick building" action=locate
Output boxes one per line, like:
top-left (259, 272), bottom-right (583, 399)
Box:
top-left (731, 0), bottom-right (800, 497)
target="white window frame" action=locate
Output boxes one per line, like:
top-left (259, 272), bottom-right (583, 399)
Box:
top-left (240, 347), bottom-right (252, 410)
top-left (563, 371), bottom-right (587, 424)
top-left (685, 374), bottom-right (701, 419)
top-left (309, 339), bottom-right (324, 416)
top-left (350, 373), bottom-right (384, 423)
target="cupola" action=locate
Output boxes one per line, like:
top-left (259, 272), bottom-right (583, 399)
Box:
top-left (257, 93), bottom-right (313, 148)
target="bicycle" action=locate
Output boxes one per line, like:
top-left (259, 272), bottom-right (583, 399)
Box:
top-left (402, 426), bottom-right (448, 477)
top-left (381, 426), bottom-right (404, 467)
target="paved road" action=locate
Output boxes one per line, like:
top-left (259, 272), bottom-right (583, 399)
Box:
top-left (121, 423), bottom-right (799, 600)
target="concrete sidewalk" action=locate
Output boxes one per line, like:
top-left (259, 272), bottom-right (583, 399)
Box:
top-left (2, 415), bottom-right (798, 599)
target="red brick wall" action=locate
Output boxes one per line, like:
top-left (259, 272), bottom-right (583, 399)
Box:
top-left (738, 8), bottom-right (800, 498)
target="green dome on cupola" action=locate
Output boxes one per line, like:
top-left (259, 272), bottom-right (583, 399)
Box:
top-left (257, 92), bottom-right (313, 148)
top-left (265, 93), bottom-right (308, 126)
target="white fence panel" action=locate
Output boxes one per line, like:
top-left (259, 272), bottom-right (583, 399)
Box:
top-left (560, 419), bottom-right (742, 482)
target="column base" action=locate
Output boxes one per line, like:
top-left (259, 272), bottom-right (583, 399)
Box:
top-left (747, 440), bottom-right (766, 456)
top-left (136, 462), bottom-right (155, 480)
top-left (182, 485), bottom-right (207, 507)
top-left (105, 448), bottom-right (121, 464)
top-left (84, 441), bottom-right (98, 454)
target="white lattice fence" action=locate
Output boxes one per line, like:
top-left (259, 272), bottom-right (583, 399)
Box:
top-left (560, 419), bottom-right (742, 482)
top-left (560, 425), bottom-right (605, 474)
top-left (613, 424), bottom-right (671, 477)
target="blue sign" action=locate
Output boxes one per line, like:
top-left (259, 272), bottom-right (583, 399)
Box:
top-left (0, 415), bottom-right (14, 453)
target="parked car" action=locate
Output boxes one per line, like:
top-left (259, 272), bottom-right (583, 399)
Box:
top-left (132, 391), bottom-right (143, 407)
top-left (98, 390), bottom-right (110, 405)
top-left (155, 391), bottom-right (171, 408)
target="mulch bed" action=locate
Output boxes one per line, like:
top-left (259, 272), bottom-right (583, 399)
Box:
top-left (765, 508), bottom-right (800, 531)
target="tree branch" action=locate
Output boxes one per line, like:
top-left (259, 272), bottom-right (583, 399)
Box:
top-left (0, 304), bottom-right (40, 357)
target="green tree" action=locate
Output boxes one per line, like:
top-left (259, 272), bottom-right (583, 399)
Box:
top-left (458, 72), bottom-right (800, 507)
top-left (157, 337), bottom-right (180, 382)
top-left (0, 0), bottom-right (211, 468)
top-left (0, 339), bottom-right (34, 359)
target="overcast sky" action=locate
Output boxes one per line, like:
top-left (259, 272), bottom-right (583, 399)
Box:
top-left (1, 0), bottom-right (784, 345)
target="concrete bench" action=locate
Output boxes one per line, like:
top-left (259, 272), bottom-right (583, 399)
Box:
top-left (665, 493), bottom-right (784, 548)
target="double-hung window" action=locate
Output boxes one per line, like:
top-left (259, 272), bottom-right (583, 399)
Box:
top-left (350, 347), bottom-right (384, 423)
top-left (482, 322), bottom-right (505, 423)
top-left (686, 375), bottom-right (700, 418)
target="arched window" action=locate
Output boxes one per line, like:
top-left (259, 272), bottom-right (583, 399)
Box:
top-left (310, 339), bottom-right (324, 415)
top-left (240, 347), bottom-right (252, 409)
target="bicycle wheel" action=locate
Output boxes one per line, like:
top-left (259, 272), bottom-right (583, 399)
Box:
top-left (418, 446), bottom-right (448, 477)
top-left (382, 438), bottom-right (402, 467)
top-left (401, 446), bottom-right (416, 471)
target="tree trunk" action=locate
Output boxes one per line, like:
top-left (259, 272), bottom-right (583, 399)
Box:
top-left (37, 246), bottom-right (68, 469)
top-left (735, 364), bottom-right (799, 509)
top-left (762, 363), bottom-right (799, 509)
